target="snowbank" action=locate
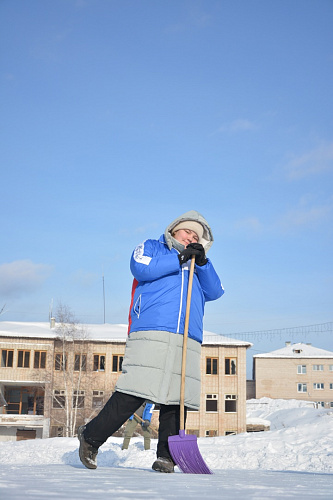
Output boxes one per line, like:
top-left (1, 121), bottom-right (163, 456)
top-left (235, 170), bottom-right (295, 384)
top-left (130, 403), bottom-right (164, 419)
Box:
top-left (0, 398), bottom-right (332, 474)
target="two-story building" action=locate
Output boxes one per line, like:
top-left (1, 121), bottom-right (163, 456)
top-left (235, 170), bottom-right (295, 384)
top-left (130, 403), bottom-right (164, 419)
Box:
top-left (253, 342), bottom-right (333, 407)
top-left (0, 321), bottom-right (251, 441)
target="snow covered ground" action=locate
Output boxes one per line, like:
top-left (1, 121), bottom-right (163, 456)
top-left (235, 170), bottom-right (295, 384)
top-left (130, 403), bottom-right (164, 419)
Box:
top-left (0, 398), bottom-right (332, 499)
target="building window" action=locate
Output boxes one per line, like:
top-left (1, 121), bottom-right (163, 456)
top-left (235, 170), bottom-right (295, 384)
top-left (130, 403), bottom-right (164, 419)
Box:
top-left (329, 365), bottom-right (333, 371)
top-left (225, 358), bottom-right (237, 375)
top-left (5, 387), bottom-right (44, 415)
top-left (186, 429), bottom-right (199, 437)
top-left (297, 383), bottom-right (307, 393)
top-left (225, 394), bottom-right (237, 413)
top-left (330, 384), bottom-right (333, 390)
top-left (225, 431), bottom-right (237, 436)
top-left (313, 365), bottom-right (324, 371)
top-left (53, 389), bottom-right (66, 408)
top-left (74, 354), bottom-right (87, 371)
top-left (112, 355), bottom-right (123, 372)
top-left (55, 353), bottom-right (67, 371)
top-left (93, 354), bottom-right (105, 371)
top-left (313, 383), bottom-right (324, 390)
top-left (17, 350), bottom-right (30, 368)
top-left (73, 390), bottom-right (85, 408)
top-left (297, 365), bottom-right (306, 374)
top-left (206, 357), bottom-right (218, 375)
top-left (34, 351), bottom-right (46, 369)
top-left (206, 394), bottom-right (218, 412)
top-left (205, 430), bottom-right (218, 437)
top-left (92, 390), bottom-right (105, 408)
top-left (1, 349), bottom-right (13, 367)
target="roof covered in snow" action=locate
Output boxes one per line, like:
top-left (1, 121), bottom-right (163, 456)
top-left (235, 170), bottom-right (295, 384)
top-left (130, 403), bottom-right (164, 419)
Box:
top-left (202, 330), bottom-right (252, 347)
top-left (254, 342), bottom-right (333, 359)
top-left (0, 321), bottom-right (128, 343)
top-left (0, 321), bottom-right (252, 347)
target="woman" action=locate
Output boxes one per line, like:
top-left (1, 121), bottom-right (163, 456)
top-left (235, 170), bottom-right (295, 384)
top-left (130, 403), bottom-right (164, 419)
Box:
top-left (78, 209), bottom-right (224, 472)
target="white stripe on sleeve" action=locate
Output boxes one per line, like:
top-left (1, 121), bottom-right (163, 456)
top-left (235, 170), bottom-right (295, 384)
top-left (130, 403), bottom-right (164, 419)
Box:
top-left (133, 242), bottom-right (152, 266)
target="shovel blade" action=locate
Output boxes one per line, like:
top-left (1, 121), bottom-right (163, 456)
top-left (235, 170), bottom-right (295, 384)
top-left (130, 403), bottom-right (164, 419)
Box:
top-left (168, 431), bottom-right (212, 474)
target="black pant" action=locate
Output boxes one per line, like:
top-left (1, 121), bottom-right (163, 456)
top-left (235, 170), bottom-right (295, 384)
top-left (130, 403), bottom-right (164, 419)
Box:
top-left (83, 391), bottom-right (187, 462)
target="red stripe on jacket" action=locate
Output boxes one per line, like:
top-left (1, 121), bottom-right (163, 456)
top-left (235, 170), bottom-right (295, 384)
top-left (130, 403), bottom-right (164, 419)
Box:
top-left (127, 278), bottom-right (138, 335)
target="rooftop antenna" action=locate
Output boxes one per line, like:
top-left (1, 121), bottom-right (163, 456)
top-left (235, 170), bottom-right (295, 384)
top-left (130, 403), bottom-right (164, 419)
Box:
top-left (49, 299), bottom-right (55, 328)
top-left (49, 299), bottom-right (53, 321)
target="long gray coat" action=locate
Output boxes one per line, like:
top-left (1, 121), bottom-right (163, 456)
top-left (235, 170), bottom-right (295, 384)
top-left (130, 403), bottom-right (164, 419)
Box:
top-left (116, 330), bottom-right (201, 409)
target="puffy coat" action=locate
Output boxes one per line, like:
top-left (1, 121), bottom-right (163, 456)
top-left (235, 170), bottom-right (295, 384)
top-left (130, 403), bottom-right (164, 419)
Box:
top-left (128, 212), bottom-right (224, 343)
top-left (116, 210), bottom-right (224, 409)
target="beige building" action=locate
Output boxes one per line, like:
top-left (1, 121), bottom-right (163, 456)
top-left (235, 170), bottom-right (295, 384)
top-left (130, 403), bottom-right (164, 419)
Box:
top-left (254, 342), bottom-right (333, 407)
top-left (0, 321), bottom-right (251, 441)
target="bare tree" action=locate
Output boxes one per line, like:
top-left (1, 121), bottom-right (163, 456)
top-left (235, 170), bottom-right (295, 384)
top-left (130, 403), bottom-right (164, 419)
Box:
top-left (51, 303), bottom-right (91, 437)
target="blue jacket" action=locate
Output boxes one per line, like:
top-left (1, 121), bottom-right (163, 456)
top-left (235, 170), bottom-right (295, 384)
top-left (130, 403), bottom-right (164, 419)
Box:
top-left (128, 234), bottom-right (224, 343)
top-left (129, 403), bottom-right (154, 422)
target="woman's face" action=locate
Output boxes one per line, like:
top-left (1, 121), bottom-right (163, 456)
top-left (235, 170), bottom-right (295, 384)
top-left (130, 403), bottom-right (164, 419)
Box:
top-left (173, 228), bottom-right (199, 247)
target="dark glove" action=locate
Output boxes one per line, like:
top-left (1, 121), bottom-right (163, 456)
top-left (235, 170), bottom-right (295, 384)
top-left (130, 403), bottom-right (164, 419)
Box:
top-left (185, 243), bottom-right (208, 266)
top-left (142, 419), bottom-right (150, 430)
top-left (178, 244), bottom-right (202, 265)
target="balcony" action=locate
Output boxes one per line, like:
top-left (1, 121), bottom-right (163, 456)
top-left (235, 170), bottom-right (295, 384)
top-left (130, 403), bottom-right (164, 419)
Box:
top-left (0, 414), bottom-right (45, 427)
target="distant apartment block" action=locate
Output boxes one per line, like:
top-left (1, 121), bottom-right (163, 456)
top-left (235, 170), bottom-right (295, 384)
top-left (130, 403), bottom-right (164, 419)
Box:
top-left (253, 342), bottom-right (333, 407)
top-left (0, 321), bottom-right (252, 441)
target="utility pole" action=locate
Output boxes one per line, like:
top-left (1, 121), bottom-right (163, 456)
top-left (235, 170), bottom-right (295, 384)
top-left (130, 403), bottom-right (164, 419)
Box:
top-left (102, 274), bottom-right (106, 324)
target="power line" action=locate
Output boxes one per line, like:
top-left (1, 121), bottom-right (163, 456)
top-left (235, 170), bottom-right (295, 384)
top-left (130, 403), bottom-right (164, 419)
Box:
top-left (222, 322), bottom-right (333, 341)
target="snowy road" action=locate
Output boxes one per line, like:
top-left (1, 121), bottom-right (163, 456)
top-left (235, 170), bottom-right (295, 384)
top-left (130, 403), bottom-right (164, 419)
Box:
top-left (1, 399), bottom-right (332, 499)
top-left (1, 464), bottom-right (333, 499)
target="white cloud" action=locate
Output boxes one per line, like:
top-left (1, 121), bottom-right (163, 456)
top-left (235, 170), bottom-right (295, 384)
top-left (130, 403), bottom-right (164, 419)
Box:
top-left (134, 223), bottom-right (159, 234)
top-left (217, 119), bottom-right (257, 133)
top-left (277, 199), bottom-right (332, 231)
top-left (234, 217), bottom-right (262, 235)
top-left (165, 5), bottom-right (212, 33)
top-left (284, 142), bottom-right (333, 180)
top-left (232, 198), bottom-right (332, 236)
top-left (119, 222), bottom-right (159, 237)
top-left (75, 0), bottom-right (89, 7)
top-left (70, 269), bottom-right (99, 288)
top-left (0, 260), bottom-right (52, 298)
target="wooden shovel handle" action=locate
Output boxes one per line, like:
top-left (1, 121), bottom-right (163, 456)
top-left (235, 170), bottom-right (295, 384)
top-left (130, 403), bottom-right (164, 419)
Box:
top-left (180, 255), bottom-right (196, 431)
top-left (133, 412), bottom-right (159, 437)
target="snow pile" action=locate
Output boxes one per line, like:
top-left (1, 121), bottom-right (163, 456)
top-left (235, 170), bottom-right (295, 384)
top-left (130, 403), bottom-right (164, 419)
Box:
top-left (217, 398), bottom-right (333, 473)
top-left (246, 397), bottom-right (316, 430)
top-left (0, 398), bottom-right (332, 474)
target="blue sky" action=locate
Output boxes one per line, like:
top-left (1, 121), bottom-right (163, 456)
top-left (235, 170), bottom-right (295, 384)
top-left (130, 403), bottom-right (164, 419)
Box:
top-left (1, 0), bottom-right (332, 366)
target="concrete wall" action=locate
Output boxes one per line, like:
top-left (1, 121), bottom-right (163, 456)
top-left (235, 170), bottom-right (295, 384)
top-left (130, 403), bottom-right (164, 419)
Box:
top-left (246, 380), bottom-right (255, 400)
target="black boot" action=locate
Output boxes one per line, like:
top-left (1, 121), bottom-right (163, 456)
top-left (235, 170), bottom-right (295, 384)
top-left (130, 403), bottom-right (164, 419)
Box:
top-left (78, 426), bottom-right (98, 469)
top-left (152, 457), bottom-right (175, 473)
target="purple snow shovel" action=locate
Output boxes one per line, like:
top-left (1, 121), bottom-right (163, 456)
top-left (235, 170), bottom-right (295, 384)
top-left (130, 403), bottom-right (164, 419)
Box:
top-left (168, 255), bottom-right (213, 474)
